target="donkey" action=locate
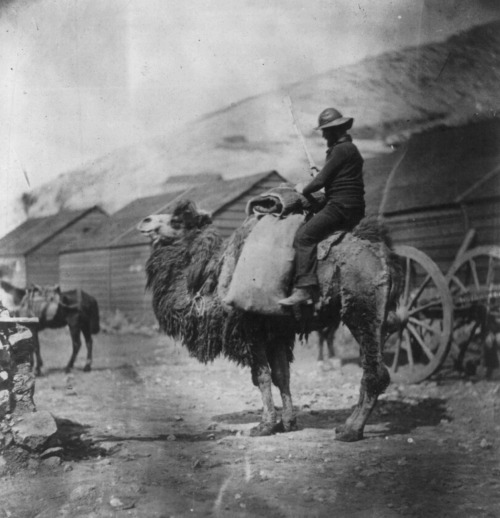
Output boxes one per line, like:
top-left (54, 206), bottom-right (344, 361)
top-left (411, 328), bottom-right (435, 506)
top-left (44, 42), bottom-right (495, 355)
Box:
top-left (1, 281), bottom-right (100, 374)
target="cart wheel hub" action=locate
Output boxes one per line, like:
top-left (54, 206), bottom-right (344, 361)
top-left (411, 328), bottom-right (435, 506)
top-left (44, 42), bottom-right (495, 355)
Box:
top-left (395, 305), bottom-right (409, 327)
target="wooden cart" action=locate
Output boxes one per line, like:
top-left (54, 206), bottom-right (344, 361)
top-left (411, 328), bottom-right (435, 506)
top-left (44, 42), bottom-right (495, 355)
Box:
top-left (384, 230), bottom-right (500, 383)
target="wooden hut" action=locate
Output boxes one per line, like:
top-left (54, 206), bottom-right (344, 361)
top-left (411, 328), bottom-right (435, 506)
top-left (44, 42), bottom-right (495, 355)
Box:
top-left (59, 171), bottom-right (286, 320)
top-left (381, 119), bottom-right (500, 271)
top-left (0, 207), bottom-right (108, 287)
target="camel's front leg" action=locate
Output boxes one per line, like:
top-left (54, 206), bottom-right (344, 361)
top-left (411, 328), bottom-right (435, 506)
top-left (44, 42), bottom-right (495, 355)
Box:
top-left (250, 343), bottom-right (278, 436)
top-left (268, 342), bottom-right (297, 432)
top-left (250, 363), bottom-right (277, 436)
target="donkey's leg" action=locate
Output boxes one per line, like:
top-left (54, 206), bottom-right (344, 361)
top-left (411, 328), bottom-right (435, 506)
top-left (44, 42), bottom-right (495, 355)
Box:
top-left (267, 341), bottom-right (297, 433)
top-left (250, 342), bottom-right (278, 437)
top-left (34, 330), bottom-right (43, 376)
top-left (29, 326), bottom-right (43, 376)
top-left (81, 323), bottom-right (93, 372)
top-left (326, 328), bottom-right (336, 360)
top-left (65, 324), bottom-right (82, 373)
top-left (317, 331), bottom-right (325, 361)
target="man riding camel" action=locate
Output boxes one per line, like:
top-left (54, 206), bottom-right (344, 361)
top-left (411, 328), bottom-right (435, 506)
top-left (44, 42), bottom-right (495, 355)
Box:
top-left (279, 107), bottom-right (366, 306)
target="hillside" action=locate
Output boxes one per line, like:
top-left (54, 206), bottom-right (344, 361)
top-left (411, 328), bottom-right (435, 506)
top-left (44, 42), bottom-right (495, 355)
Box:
top-left (22, 20), bottom-right (500, 219)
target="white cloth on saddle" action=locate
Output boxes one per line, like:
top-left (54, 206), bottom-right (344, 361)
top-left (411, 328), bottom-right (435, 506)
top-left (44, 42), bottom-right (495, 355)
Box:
top-left (223, 214), bottom-right (305, 316)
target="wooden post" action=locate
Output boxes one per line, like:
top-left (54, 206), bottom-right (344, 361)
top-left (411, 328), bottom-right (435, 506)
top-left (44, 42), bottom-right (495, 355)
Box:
top-left (445, 228), bottom-right (476, 280)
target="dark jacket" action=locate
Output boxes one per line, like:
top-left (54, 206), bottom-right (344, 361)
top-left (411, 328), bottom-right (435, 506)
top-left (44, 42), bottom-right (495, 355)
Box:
top-left (302, 135), bottom-right (365, 210)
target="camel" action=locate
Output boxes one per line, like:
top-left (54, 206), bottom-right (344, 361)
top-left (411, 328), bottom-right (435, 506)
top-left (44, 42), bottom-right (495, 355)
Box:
top-left (137, 199), bottom-right (401, 441)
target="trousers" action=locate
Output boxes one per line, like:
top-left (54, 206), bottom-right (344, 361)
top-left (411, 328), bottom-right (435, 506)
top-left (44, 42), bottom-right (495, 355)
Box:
top-left (293, 202), bottom-right (364, 288)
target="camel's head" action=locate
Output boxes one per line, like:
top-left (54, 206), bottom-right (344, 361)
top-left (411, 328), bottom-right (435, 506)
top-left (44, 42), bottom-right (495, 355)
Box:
top-left (137, 200), bottom-right (212, 245)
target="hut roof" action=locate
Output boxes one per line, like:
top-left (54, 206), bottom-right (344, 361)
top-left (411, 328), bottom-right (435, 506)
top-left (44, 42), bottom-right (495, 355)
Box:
top-left (0, 206), bottom-right (106, 256)
top-left (64, 171), bottom-right (285, 251)
top-left (63, 190), bottom-right (184, 252)
top-left (164, 173), bottom-right (224, 186)
top-left (383, 119), bottom-right (500, 215)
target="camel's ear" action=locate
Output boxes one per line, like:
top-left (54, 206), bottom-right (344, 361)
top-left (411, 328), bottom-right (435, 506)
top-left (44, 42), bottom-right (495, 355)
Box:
top-left (53, 285), bottom-right (61, 294)
top-left (173, 200), bottom-right (201, 229)
top-left (197, 210), bottom-right (212, 228)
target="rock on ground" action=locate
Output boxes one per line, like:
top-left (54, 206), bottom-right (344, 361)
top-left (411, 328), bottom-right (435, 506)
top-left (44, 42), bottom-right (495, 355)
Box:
top-left (11, 410), bottom-right (58, 452)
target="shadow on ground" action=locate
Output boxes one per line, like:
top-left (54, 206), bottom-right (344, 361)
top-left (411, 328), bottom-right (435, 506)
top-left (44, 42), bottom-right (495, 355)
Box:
top-left (93, 430), bottom-right (238, 444)
top-left (55, 417), bottom-right (109, 461)
top-left (212, 398), bottom-right (449, 437)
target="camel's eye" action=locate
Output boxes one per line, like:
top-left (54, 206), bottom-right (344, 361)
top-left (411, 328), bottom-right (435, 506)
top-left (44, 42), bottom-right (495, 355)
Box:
top-left (171, 217), bottom-right (182, 230)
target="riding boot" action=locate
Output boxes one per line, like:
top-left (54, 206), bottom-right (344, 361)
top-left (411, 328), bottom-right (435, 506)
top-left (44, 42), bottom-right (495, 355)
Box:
top-left (278, 287), bottom-right (313, 306)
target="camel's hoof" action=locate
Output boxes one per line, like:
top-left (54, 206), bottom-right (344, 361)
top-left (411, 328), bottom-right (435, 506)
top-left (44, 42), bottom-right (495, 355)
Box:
top-left (249, 423), bottom-right (276, 437)
top-left (83, 364), bottom-right (91, 372)
top-left (335, 426), bottom-right (363, 442)
top-left (273, 418), bottom-right (298, 433)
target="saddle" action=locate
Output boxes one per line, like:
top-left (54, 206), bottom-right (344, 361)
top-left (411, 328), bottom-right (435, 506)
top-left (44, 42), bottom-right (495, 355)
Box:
top-left (245, 183), bottom-right (326, 217)
top-left (247, 184), bottom-right (348, 258)
top-left (221, 185), bottom-right (348, 316)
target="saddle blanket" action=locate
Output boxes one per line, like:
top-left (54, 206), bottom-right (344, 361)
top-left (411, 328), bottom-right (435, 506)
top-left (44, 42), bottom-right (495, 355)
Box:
top-left (223, 214), bottom-right (347, 316)
top-left (223, 214), bottom-right (305, 315)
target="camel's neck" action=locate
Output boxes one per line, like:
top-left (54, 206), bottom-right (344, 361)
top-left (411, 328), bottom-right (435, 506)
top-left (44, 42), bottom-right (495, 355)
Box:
top-left (146, 226), bottom-right (224, 302)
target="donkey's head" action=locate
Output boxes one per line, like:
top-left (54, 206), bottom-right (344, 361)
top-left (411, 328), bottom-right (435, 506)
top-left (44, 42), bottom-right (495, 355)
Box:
top-left (22, 284), bottom-right (61, 321)
top-left (137, 200), bottom-right (212, 246)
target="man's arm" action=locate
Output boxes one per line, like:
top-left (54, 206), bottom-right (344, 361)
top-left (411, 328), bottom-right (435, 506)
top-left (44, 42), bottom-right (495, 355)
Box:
top-left (299, 146), bottom-right (346, 195)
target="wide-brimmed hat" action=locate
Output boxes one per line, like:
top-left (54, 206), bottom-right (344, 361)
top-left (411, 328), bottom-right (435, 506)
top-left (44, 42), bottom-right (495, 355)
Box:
top-left (315, 107), bottom-right (354, 131)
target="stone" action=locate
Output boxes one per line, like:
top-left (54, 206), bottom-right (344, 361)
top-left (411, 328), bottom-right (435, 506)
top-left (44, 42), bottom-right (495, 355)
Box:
top-left (11, 410), bottom-right (58, 452)
top-left (480, 438), bottom-right (492, 449)
top-left (10, 364), bottom-right (36, 414)
top-left (98, 441), bottom-right (121, 455)
top-left (109, 496), bottom-right (135, 510)
top-left (0, 455), bottom-right (7, 476)
top-left (0, 390), bottom-right (10, 418)
top-left (8, 328), bottom-right (33, 346)
top-left (42, 456), bottom-right (62, 467)
top-left (27, 458), bottom-right (39, 470)
top-left (41, 446), bottom-right (64, 459)
top-left (70, 484), bottom-right (97, 501)
top-left (0, 349), bottom-right (10, 367)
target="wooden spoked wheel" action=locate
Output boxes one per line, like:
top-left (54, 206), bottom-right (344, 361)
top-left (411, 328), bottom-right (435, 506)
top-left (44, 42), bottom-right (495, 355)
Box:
top-left (384, 245), bottom-right (453, 384)
top-left (445, 246), bottom-right (500, 376)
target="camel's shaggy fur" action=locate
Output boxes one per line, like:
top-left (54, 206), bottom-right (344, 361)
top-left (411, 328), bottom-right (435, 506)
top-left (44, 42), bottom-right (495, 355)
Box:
top-left (139, 199), bottom-right (402, 440)
top-left (145, 212), bottom-right (293, 366)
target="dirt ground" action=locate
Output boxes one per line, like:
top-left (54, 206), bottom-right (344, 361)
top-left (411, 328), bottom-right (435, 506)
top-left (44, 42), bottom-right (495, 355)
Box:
top-left (0, 327), bottom-right (499, 518)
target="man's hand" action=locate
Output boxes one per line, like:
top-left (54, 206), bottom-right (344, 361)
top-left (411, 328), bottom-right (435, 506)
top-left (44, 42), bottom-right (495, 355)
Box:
top-left (294, 183), bottom-right (305, 194)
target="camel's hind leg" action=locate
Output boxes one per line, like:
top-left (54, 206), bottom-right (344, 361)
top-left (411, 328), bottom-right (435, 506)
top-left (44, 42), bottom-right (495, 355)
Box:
top-left (337, 250), bottom-right (391, 442)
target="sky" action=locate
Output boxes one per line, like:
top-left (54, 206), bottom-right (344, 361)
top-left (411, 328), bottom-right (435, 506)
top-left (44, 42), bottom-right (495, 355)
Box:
top-left (1, 0), bottom-right (499, 234)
